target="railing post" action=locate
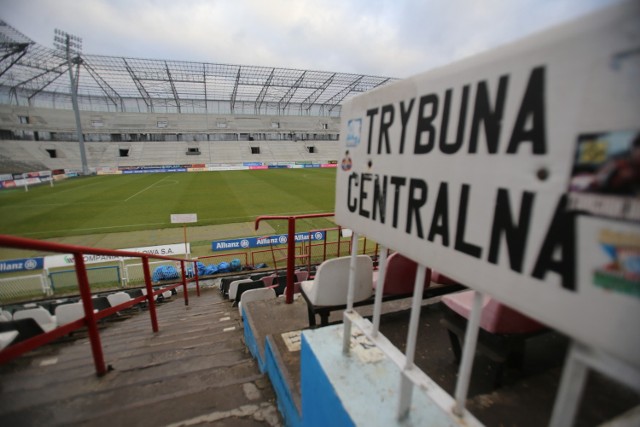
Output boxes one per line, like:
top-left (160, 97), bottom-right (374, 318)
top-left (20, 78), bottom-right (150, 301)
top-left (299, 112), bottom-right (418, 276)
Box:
top-left (372, 246), bottom-right (388, 337)
top-left (180, 260), bottom-right (189, 305)
top-left (397, 265), bottom-right (431, 420)
top-left (453, 291), bottom-right (484, 417)
top-left (142, 257), bottom-right (159, 333)
top-left (337, 226), bottom-right (342, 257)
top-left (73, 253), bottom-right (107, 377)
top-left (342, 232), bottom-right (359, 355)
top-left (285, 217), bottom-right (296, 304)
top-left (193, 260), bottom-right (200, 297)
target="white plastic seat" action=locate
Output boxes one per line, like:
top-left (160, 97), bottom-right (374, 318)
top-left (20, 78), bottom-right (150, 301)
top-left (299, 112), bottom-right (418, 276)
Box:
top-left (141, 288), bottom-right (158, 301)
top-left (238, 287), bottom-right (277, 317)
top-left (54, 302), bottom-right (86, 326)
top-left (0, 310), bottom-right (12, 321)
top-left (0, 330), bottom-right (19, 349)
top-left (13, 307), bottom-right (57, 332)
top-left (107, 291), bottom-right (133, 307)
top-left (300, 255), bottom-right (373, 306)
top-left (228, 278), bottom-right (254, 301)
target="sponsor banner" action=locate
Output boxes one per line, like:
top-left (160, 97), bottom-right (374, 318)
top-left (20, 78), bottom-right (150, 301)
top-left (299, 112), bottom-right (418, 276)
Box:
top-left (295, 161), bottom-right (312, 165)
top-left (292, 165), bottom-right (305, 169)
top-left (267, 164), bottom-right (289, 169)
top-left (53, 174), bottom-right (67, 181)
top-left (0, 174), bottom-right (12, 181)
top-left (38, 170), bottom-right (52, 177)
top-left (208, 165), bottom-right (249, 171)
top-left (118, 165), bottom-right (190, 171)
top-left (303, 164), bottom-right (321, 168)
top-left (321, 163), bottom-right (338, 168)
top-left (27, 172), bottom-right (40, 178)
top-left (52, 169), bottom-right (65, 175)
top-left (212, 231), bottom-right (325, 251)
top-left (66, 172), bottom-right (79, 177)
top-left (188, 167), bottom-right (207, 172)
top-left (249, 165), bottom-right (268, 170)
top-left (97, 169), bottom-right (123, 175)
top-left (44, 243), bottom-right (190, 269)
top-left (14, 178), bottom-right (41, 187)
top-left (122, 168), bottom-right (187, 174)
top-left (0, 257), bottom-right (44, 274)
top-left (192, 164), bottom-right (206, 168)
top-left (1, 180), bottom-right (16, 188)
top-left (243, 162), bottom-right (263, 167)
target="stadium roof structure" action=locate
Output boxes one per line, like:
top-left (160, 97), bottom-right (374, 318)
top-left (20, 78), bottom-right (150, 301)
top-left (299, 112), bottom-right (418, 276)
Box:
top-left (0, 20), bottom-right (396, 117)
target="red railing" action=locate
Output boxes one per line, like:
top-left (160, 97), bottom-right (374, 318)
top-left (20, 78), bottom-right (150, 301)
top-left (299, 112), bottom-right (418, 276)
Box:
top-left (0, 234), bottom-right (201, 376)
top-left (254, 212), bottom-right (334, 303)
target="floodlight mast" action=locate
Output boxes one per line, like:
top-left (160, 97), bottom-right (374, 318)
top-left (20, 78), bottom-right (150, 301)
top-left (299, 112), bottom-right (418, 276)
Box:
top-left (54, 29), bottom-right (89, 176)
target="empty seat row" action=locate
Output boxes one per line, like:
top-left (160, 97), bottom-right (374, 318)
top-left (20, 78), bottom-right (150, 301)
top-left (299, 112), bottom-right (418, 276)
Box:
top-left (0, 286), bottom-right (175, 349)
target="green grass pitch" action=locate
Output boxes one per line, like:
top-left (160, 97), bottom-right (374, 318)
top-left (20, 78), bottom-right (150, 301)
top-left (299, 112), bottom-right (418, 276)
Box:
top-left (0, 168), bottom-right (337, 239)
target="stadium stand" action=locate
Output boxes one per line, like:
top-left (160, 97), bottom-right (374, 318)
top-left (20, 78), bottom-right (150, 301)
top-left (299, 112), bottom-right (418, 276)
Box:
top-left (0, 20), bottom-right (395, 174)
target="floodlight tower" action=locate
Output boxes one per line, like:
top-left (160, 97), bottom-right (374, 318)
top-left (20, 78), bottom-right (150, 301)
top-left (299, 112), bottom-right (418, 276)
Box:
top-left (53, 29), bottom-right (89, 175)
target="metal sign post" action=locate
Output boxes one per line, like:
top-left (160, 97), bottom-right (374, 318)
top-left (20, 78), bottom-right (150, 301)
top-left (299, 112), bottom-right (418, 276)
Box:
top-left (170, 213), bottom-right (198, 258)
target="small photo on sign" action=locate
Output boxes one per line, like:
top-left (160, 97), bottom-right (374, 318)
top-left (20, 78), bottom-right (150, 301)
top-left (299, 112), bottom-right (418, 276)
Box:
top-left (568, 130), bottom-right (640, 221)
top-left (569, 130), bottom-right (640, 196)
top-left (593, 226), bottom-right (640, 299)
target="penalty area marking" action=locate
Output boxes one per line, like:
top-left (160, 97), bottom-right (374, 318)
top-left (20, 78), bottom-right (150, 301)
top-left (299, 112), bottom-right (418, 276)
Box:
top-left (124, 175), bottom-right (171, 202)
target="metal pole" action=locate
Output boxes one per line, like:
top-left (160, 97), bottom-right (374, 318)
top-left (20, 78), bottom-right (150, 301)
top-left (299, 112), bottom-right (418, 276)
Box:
top-left (142, 258), bottom-right (159, 333)
top-left (65, 35), bottom-right (89, 176)
top-left (342, 232), bottom-right (359, 355)
top-left (371, 246), bottom-right (388, 337)
top-left (397, 264), bottom-right (430, 419)
top-left (453, 291), bottom-right (484, 416)
top-left (193, 260), bottom-right (200, 296)
top-left (181, 260), bottom-right (189, 306)
top-left (73, 253), bottom-right (107, 376)
top-left (285, 217), bottom-right (295, 304)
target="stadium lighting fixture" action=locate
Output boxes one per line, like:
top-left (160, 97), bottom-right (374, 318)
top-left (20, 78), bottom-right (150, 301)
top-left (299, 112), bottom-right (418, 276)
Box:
top-left (53, 29), bottom-right (89, 175)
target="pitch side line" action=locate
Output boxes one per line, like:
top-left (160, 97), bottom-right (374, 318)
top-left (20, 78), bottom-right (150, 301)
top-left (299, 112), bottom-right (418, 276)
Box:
top-left (124, 175), bottom-right (171, 202)
top-left (17, 209), bottom-right (330, 236)
top-left (20, 222), bottom-right (167, 236)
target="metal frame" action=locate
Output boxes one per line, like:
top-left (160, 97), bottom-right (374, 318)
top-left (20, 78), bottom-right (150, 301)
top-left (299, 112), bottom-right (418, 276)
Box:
top-left (0, 20), bottom-right (396, 116)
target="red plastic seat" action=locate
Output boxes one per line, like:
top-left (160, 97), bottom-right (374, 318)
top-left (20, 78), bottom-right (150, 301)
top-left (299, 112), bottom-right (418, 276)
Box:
top-left (372, 252), bottom-right (432, 296)
top-left (442, 290), bottom-right (544, 335)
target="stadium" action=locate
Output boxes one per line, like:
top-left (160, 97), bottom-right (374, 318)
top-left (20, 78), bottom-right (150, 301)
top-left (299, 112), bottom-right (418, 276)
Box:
top-left (1, 4), bottom-right (639, 427)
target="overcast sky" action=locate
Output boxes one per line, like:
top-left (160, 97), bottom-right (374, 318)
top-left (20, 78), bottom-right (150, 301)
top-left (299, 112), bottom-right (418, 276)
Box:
top-left (0, 0), bottom-right (620, 78)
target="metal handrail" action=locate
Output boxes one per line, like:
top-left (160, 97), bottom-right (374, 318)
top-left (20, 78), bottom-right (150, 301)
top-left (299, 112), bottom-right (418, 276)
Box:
top-left (255, 213), bottom-right (334, 303)
top-left (0, 234), bottom-right (201, 376)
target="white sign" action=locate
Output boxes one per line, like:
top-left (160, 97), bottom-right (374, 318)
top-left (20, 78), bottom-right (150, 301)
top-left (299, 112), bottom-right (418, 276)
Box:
top-left (44, 243), bottom-right (191, 269)
top-left (335, 2), bottom-right (640, 366)
top-left (171, 213), bottom-right (198, 223)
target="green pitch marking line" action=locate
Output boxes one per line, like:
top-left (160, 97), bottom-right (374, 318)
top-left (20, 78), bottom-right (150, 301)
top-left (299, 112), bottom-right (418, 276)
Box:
top-left (124, 175), bottom-right (171, 201)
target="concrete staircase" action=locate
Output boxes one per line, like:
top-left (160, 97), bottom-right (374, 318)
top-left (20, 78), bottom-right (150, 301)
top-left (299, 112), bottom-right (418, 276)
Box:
top-left (0, 287), bottom-right (282, 426)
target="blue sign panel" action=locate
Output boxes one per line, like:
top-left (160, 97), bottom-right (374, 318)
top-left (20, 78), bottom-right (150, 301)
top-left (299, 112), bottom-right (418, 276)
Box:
top-left (212, 231), bottom-right (325, 251)
top-left (122, 168), bottom-right (187, 174)
top-left (0, 257), bottom-right (44, 274)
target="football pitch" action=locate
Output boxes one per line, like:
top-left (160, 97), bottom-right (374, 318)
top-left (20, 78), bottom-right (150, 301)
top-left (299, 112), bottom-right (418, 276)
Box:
top-left (0, 168), bottom-right (337, 239)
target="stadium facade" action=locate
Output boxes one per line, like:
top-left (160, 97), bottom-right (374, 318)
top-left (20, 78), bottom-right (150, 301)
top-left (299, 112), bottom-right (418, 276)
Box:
top-left (0, 20), bottom-right (395, 173)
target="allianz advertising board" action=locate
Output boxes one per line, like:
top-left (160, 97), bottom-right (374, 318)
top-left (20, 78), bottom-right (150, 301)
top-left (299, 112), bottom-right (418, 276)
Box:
top-left (212, 231), bottom-right (325, 251)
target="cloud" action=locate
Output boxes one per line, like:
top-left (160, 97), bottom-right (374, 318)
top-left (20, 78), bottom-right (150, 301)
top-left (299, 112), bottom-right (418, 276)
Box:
top-left (0, 0), bottom-right (620, 78)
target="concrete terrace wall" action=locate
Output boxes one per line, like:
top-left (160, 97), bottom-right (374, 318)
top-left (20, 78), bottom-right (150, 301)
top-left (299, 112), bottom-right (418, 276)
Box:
top-left (0, 105), bottom-right (341, 138)
top-left (0, 139), bottom-right (340, 171)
